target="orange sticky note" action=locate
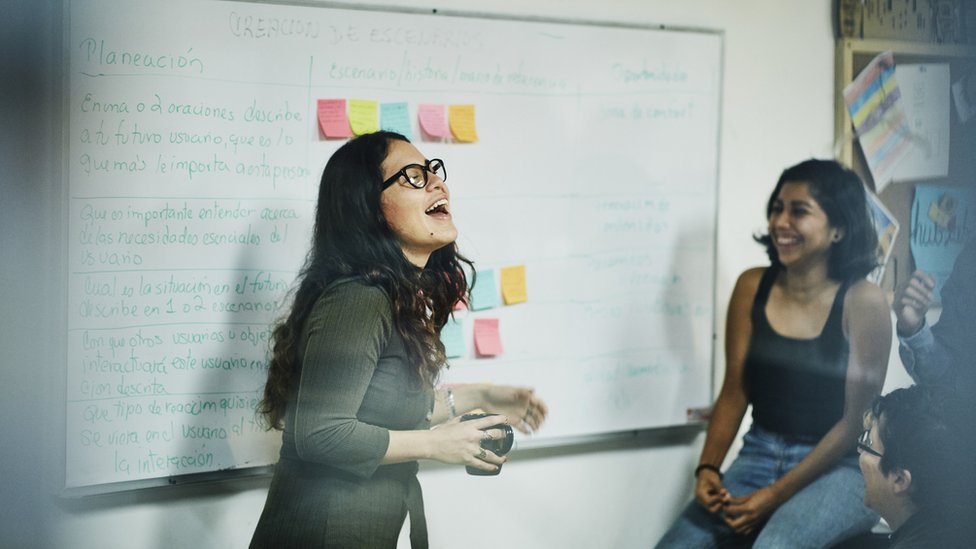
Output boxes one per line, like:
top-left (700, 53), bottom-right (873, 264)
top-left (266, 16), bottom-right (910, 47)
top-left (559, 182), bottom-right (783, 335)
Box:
top-left (349, 99), bottom-right (379, 136)
top-left (500, 265), bottom-right (527, 304)
top-left (448, 104), bottom-right (478, 142)
top-left (473, 318), bottom-right (503, 357)
top-left (317, 99), bottom-right (351, 138)
top-left (418, 104), bottom-right (450, 139)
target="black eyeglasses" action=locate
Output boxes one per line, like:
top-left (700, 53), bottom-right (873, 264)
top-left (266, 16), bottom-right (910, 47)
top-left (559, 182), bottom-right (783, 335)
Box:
top-left (857, 429), bottom-right (883, 459)
top-left (382, 158), bottom-right (447, 189)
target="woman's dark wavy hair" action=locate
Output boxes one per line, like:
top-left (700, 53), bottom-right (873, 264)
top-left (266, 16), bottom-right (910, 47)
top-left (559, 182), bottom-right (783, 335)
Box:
top-left (259, 131), bottom-right (473, 430)
top-left (754, 159), bottom-right (879, 281)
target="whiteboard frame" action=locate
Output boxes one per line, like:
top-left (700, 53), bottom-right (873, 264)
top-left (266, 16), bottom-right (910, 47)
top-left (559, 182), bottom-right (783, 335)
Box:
top-left (59, 0), bottom-right (723, 495)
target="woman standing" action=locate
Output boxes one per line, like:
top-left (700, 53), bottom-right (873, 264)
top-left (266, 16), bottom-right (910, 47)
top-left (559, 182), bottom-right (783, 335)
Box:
top-left (250, 132), bottom-right (547, 549)
top-left (656, 159), bottom-right (891, 548)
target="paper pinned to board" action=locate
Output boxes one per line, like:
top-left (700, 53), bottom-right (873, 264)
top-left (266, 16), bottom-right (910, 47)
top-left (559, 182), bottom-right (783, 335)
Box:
top-left (891, 64), bottom-right (950, 183)
top-left (910, 185), bottom-right (976, 305)
top-left (865, 187), bottom-right (900, 284)
top-left (843, 51), bottom-right (911, 192)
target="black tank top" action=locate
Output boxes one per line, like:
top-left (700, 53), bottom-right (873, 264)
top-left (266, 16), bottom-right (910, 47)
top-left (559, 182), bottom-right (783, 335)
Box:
top-left (744, 266), bottom-right (851, 440)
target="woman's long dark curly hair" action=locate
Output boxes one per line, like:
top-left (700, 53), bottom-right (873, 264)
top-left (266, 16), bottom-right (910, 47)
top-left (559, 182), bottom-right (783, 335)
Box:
top-left (259, 131), bottom-right (473, 430)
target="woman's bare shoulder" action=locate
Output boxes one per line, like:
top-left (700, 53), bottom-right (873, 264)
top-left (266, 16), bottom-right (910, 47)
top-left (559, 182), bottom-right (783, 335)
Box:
top-left (844, 278), bottom-right (888, 311)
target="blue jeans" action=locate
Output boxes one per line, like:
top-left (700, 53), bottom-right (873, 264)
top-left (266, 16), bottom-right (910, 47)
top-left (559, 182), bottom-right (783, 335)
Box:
top-left (655, 426), bottom-right (878, 549)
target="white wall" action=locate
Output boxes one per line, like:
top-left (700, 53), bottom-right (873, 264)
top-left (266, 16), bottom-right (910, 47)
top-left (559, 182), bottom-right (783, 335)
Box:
top-left (0, 1), bottom-right (887, 547)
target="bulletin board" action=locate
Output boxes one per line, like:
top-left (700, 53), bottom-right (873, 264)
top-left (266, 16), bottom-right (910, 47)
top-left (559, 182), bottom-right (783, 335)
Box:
top-left (65, 0), bottom-right (723, 492)
top-left (834, 39), bottom-right (976, 295)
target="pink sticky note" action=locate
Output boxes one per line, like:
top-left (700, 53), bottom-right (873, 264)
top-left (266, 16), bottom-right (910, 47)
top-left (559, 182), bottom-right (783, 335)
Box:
top-left (317, 99), bottom-right (352, 138)
top-left (418, 104), bottom-right (450, 139)
top-left (473, 318), bottom-right (503, 357)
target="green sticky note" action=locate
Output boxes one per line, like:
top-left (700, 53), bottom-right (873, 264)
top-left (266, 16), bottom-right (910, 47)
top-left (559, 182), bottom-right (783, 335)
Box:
top-left (441, 317), bottom-right (466, 358)
top-left (380, 102), bottom-right (412, 140)
top-left (469, 269), bottom-right (499, 311)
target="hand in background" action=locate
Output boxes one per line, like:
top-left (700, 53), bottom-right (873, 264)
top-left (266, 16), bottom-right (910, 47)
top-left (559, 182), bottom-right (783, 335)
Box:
top-left (694, 470), bottom-right (729, 514)
top-left (482, 385), bottom-right (548, 434)
top-left (894, 270), bottom-right (936, 337)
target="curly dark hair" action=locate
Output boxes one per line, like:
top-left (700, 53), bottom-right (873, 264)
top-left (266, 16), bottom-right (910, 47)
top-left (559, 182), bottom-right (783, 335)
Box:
top-left (754, 159), bottom-right (879, 281)
top-left (258, 131), bottom-right (473, 430)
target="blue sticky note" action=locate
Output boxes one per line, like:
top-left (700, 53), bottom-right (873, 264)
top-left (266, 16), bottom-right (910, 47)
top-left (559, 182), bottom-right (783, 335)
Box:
top-left (440, 317), bottom-right (466, 359)
top-left (469, 269), bottom-right (499, 311)
top-left (380, 102), bottom-right (412, 140)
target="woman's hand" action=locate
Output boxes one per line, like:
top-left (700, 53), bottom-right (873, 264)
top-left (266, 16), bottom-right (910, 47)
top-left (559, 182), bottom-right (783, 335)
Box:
top-left (427, 414), bottom-right (509, 473)
top-left (694, 470), bottom-right (729, 514)
top-left (722, 486), bottom-right (780, 535)
top-left (482, 385), bottom-right (548, 434)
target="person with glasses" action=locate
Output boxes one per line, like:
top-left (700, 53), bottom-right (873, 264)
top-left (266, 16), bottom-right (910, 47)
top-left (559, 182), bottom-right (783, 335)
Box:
top-left (657, 159), bottom-right (891, 548)
top-left (250, 131), bottom-right (548, 549)
top-left (859, 385), bottom-right (976, 548)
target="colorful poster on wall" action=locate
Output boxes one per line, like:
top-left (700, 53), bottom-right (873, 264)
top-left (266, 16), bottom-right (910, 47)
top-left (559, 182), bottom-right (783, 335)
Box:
top-left (866, 188), bottom-right (899, 284)
top-left (843, 51), bottom-right (911, 192)
top-left (910, 185), bottom-right (976, 304)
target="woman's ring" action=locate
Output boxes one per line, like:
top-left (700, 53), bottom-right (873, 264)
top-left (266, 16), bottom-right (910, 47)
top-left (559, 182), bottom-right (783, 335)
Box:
top-left (477, 447), bottom-right (487, 460)
top-left (482, 430), bottom-right (494, 441)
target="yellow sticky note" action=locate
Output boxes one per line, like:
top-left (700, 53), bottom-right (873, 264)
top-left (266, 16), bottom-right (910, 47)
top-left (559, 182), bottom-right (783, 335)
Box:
top-left (349, 99), bottom-right (379, 136)
top-left (500, 265), bottom-right (527, 305)
top-left (448, 104), bottom-right (478, 142)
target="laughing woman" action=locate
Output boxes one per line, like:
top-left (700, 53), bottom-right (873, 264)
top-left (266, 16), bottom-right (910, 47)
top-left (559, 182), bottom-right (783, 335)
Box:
top-left (656, 159), bottom-right (890, 548)
top-left (249, 132), bottom-right (547, 549)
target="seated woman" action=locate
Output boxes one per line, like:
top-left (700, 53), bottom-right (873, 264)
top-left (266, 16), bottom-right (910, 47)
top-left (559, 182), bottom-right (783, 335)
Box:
top-left (656, 159), bottom-right (891, 548)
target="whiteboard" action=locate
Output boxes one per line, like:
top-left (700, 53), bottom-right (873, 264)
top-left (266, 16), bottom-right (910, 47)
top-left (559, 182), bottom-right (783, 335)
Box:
top-left (65, 0), bottom-right (722, 491)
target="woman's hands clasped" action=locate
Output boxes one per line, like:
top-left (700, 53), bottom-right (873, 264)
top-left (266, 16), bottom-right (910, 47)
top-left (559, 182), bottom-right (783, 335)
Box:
top-left (429, 414), bottom-right (509, 473)
top-left (695, 471), bottom-right (779, 536)
top-left (694, 469), bottom-right (729, 514)
top-left (722, 486), bottom-right (780, 535)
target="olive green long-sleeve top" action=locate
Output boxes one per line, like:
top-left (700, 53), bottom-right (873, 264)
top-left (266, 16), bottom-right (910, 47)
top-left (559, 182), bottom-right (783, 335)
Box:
top-left (251, 278), bottom-right (435, 549)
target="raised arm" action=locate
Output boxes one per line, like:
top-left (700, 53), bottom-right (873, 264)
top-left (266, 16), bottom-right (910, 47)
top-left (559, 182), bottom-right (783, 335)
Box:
top-left (898, 238), bottom-right (976, 385)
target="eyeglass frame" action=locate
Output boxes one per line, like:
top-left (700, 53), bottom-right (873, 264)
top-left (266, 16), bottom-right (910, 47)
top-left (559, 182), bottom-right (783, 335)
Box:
top-left (382, 158), bottom-right (447, 190)
top-left (857, 429), bottom-right (884, 459)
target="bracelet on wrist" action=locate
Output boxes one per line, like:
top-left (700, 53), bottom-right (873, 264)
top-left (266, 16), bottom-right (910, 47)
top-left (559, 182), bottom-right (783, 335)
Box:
top-left (694, 463), bottom-right (722, 480)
